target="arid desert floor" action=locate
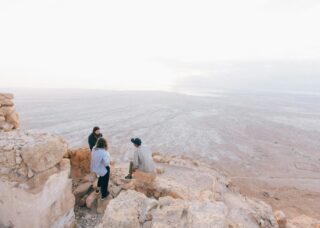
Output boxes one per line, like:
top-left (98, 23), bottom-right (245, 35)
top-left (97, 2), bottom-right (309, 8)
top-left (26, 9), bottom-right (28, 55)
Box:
top-left (11, 89), bottom-right (320, 219)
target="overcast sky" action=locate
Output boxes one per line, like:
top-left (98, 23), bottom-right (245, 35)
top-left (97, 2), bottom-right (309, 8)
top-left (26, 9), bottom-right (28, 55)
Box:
top-left (0, 0), bottom-right (319, 91)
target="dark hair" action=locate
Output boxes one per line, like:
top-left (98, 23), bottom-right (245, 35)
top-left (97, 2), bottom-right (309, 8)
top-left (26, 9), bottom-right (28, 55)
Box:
top-left (131, 138), bottom-right (142, 146)
top-left (93, 126), bottom-right (100, 133)
top-left (95, 137), bottom-right (108, 150)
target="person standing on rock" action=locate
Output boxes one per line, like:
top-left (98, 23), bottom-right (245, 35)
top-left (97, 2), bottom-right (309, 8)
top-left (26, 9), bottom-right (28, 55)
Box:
top-left (88, 126), bottom-right (103, 151)
top-left (125, 138), bottom-right (155, 179)
top-left (91, 137), bottom-right (110, 199)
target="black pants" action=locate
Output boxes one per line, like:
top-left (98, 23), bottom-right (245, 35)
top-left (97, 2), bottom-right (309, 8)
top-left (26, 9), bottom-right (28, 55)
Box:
top-left (97, 166), bottom-right (110, 198)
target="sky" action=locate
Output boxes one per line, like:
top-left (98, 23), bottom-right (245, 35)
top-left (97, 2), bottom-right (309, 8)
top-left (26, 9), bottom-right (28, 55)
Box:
top-left (0, 0), bottom-right (320, 92)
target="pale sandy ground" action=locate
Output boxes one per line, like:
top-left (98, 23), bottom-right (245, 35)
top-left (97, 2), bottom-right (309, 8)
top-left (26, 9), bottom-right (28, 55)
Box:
top-left (10, 88), bottom-right (320, 219)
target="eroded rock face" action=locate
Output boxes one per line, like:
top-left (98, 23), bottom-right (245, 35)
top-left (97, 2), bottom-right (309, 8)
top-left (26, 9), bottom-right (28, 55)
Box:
top-left (0, 131), bottom-right (75, 228)
top-left (67, 147), bottom-right (91, 179)
top-left (96, 155), bottom-right (281, 228)
top-left (96, 190), bottom-right (159, 228)
top-left (0, 93), bottom-right (20, 131)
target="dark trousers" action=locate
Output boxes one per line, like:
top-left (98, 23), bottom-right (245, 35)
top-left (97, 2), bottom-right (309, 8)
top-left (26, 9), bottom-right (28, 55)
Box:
top-left (129, 161), bottom-right (134, 175)
top-left (97, 166), bottom-right (110, 198)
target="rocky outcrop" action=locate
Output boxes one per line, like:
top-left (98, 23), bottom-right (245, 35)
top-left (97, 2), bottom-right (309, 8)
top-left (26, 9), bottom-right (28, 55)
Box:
top-left (0, 93), bottom-right (20, 131)
top-left (93, 153), bottom-right (320, 228)
top-left (95, 155), bottom-right (279, 228)
top-left (0, 130), bottom-right (75, 228)
top-left (67, 147), bottom-right (91, 179)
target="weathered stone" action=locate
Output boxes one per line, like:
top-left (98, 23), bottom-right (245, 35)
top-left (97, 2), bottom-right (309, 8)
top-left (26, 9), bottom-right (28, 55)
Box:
top-left (68, 147), bottom-right (91, 179)
top-left (20, 137), bottom-right (67, 172)
top-left (0, 93), bottom-right (14, 100)
top-left (139, 198), bottom-right (158, 223)
top-left (97, 195), bottom-right (113, 214)
top-left (86, 191), bottom-right (98, 209)
top-left (6, 111), bottom-right (20, 128)
top-left (273, 210), bottom-right (286, 228)
top-left (156, 167), bottom-right (165, 174)
top-left (73, 182), bottom-right (92, 200)
top-left (0, 98), bottom-right (14, 106)
top-left (0, 131), bottom-right (75, 228)
top-left (98, 190), bottom-right (148, 228)
top-left (0, 93), bottom-right (20, 131)
top-left (187, 201), bottom-right (228, 227)
top-left (27, 168), bottom-right (34, 178)
top-left (0, 121), bottom-right (14, 131)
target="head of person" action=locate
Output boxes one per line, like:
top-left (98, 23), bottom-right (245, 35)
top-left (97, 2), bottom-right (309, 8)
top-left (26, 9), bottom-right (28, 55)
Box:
top-left (131, 138), bottom-right (142, 148)
top-left (93, 126), bottom-right (100, 135)
top-left (95, 137), bottom-right (108, 150)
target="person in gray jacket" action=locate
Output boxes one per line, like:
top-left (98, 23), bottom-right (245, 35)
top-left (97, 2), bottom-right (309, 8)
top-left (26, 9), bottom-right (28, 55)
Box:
top-left (125, 138), bottom-right (155, 179)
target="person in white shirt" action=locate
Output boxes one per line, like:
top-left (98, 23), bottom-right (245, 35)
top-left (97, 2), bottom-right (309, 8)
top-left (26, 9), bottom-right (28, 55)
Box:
top-left (91, 137), bottom-right (111, 199)
top-left (125, 138), bottom-right (155, 179)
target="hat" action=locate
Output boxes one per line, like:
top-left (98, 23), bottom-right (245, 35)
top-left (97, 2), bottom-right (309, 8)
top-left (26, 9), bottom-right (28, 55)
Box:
top-left (131, 138), bottom-right (142, 146)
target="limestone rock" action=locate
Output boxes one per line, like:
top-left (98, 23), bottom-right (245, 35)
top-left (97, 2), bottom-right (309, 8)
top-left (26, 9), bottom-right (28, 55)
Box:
top-left (0, 93), bottom-right (20, 131)
top-left (274, 210), bottom-right (287, 228)
top-left (73, 182), bottom-right (92, 200)
top-left (20, 136), bottom-right (67, 172)
top-left (156, 167), bottom-right (165, 174)
top-left (98, 190), bottom-right (148, 228)
top-left (287, 215), bottom-right (320, 228)
top-left (152, 197), bottom-right (188, 227)
top-left (86, 191), bottom-right (98, 209)
top-left (97, 196), bottom-right (113, 214)
top-left (187, 201), bottom-right (229, 227)
top-left (68, 147), bottom-right (91, 179)
top-left (0, 93), bottom-right (14, 100)
top-left (0, 131), bottom-right (75, 228)
top-left (6, 111), bottom-right (20, 128)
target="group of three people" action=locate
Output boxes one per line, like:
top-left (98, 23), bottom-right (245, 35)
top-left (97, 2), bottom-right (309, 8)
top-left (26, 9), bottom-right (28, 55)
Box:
top-left (89, 126), bottom-right (155, 200)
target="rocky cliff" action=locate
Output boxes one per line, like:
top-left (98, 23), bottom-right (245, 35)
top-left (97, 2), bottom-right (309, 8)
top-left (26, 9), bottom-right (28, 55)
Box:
top-left (69, 149), bottom-right (320, 228)
top-left (0, 131), bottom-right (75, 228)
top-left (0, 93), bottom-right (20, 131)
top-left (0, 93), bottom-right (319, 228)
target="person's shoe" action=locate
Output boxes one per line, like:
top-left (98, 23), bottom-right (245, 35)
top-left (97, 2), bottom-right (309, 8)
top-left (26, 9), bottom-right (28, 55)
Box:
top-left (125, 174), bottom-right (133, 179)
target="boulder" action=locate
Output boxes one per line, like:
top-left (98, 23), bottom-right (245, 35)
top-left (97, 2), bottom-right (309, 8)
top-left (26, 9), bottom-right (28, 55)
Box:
top-left (68, 147), bottom-right (91, 179)
top-left (152, 197), bottom-right (188, 228)
top-left (20, 136), bottom-right (68, 172)
top-left (156, 167), bottom-right (165, 174)
top-left (73, 182), bottom-right (92, 200)
top-left (97, 190), bottom-right (148, 228)
top-left (86, 191), bottom-right (98, 209)
top-left (274, 210), bottom-right (287, 228)
top-left (0, 131), bottom-right (75, 228)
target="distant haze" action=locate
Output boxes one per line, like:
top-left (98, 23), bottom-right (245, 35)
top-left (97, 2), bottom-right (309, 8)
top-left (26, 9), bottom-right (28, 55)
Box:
top-left (0, 0), bottom-right (320, 92)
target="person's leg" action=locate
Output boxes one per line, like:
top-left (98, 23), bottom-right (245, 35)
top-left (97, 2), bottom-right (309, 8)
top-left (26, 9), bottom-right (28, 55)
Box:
top-left (100, 173), bottom-right (108, 199)
top-left (105, 166), bottom-right (110, 196)
top-left (96, 175), bottom-right (101, 193)
top-left (125, 162), bottom-right (133, 179)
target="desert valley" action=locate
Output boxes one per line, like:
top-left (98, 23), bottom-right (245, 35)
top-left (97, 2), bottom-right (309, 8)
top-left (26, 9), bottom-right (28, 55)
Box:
top-left (0, 89), bottom-right (319, 227)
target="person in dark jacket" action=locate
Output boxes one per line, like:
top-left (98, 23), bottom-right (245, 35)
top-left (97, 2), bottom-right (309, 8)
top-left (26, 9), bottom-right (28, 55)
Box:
top-left (88, 126), bottom-right (103, 151)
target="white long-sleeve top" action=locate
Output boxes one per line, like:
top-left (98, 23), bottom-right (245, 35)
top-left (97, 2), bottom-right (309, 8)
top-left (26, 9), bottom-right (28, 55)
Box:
top-left (91, 148), bottom-right (110, 176)
top-left (133, 145), bottom-right (155, 173)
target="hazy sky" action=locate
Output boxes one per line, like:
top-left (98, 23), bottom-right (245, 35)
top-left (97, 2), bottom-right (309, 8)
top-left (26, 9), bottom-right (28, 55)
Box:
top-left (0, 0), bottom-right (319, 91)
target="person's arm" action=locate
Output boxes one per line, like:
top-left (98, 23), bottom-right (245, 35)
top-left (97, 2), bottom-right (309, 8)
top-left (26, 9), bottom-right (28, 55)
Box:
top-left (102, 151), bottom-right (110, 167)
top-left (88, 135), bottom-right (93, 150)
